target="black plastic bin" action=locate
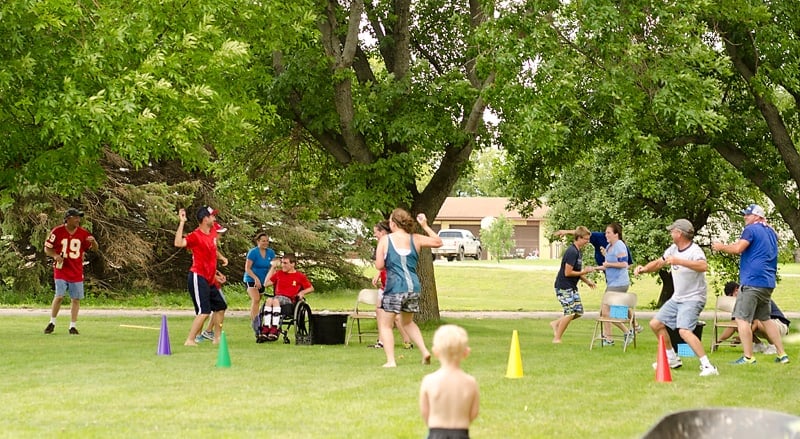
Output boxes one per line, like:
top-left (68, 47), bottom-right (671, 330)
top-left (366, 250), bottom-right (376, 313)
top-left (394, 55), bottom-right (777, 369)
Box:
top-left (311, 313), bottom-right (348, 345)
top-left (666, 320), bottom-right (704, 349)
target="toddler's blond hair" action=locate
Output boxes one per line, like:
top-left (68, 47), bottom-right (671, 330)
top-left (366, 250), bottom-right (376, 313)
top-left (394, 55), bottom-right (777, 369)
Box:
top-left (432, 324), bottom-right (469, 362)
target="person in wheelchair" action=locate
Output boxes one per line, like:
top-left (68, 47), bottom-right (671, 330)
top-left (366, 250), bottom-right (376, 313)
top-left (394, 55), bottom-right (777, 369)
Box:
top-left (261, 253), bottom-right (314, 341)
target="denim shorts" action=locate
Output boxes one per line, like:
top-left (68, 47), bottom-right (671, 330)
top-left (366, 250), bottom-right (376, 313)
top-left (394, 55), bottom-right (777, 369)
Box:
top-left (654, 298), bottom-right (705, 331)
top-left (54, 280), bottom-right (84, 300)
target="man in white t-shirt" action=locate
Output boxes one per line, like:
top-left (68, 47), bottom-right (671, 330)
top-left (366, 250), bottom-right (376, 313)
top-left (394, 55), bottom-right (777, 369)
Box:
top-left (634, 219), bottom-right (719, 377)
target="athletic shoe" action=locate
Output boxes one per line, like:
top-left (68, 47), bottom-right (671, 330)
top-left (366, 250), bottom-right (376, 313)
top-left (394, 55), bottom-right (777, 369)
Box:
top-left (369, 341), bottom-right (384, 349)
top-left (601, 339), bottom-right (615, 347)
top-left (266, 327), bottom-right (280, 341)
top-left (69, 327), bottom-right (79, 335)
top-left (623, 331), bottom-right (635, 348)
top-left (195, 334), bottom-right (205, 343)
top-left (763, 345), bottom-right (778, 355)
top-left (699, 365), bottom-right (719, 377)
top-left (652, 357), bottom-right (683, 370)
top-left (730, 356), bottom-right (756, 365)
top-left (403, 342), bottom-right (414, 350)
top-left (752, 342), bottom-right (767, 353)
top-left (775, 355), bottom-right (790, 364)
top-left (635, 324), bottom-right (644, 333)
top-left (200, 330), bottom-right (214, 341)
top-left (44, 323), bottom-right (55, 334)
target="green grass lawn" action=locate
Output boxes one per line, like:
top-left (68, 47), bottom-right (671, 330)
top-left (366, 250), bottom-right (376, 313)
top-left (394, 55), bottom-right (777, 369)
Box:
top-left (3, 259), bottom-right (800, 438)
top-left (4, 315), bottom-right (799, 438)
top-left (9, 259), bottom-right (800, 314)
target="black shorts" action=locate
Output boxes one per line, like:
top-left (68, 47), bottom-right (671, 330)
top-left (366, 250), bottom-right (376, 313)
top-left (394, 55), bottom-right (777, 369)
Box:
top-left (244, 281), bottom-right (265, 295)
top-left (428, 428), bottom-right (469, 439)
top-left (188, 273), bottom-right (228, 315)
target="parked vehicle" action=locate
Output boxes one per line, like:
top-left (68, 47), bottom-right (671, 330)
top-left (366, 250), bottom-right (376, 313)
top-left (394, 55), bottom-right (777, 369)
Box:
top-left (432, 229), bottom-right (482, 261)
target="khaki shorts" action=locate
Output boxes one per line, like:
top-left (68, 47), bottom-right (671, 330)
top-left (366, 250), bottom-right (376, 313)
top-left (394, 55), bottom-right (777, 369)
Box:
top-left (774, 319), bottom-right (789, 336)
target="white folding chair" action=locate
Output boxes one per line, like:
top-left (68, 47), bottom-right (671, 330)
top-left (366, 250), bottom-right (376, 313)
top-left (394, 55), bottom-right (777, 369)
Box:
top-left (710, 295), bottom-right (738, 353)
top-left (345, 289), bottom-right (379, 345)
top-left (590, 291), bottom-right (638, 352)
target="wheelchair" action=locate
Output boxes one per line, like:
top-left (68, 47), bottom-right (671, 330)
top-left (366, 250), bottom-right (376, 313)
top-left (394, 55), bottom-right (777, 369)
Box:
top-left (255, 293), bottom-right (312, 345)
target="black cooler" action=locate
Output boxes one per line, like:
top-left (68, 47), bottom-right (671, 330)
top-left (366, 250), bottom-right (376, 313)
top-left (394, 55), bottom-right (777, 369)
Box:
top-left (311, 313), bottom-right (348, 345)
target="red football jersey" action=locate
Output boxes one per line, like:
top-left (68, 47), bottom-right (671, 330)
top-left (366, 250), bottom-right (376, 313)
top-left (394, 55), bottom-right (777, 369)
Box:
top-left (44, 225), bottom-right (94, 282)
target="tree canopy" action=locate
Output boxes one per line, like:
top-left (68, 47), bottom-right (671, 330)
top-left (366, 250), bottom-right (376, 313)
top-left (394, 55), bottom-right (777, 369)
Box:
top-left (493, 1), bottom-right (800, 249)
top-left (3, 0), bottom-right (800, 318)
top-left (0, 1), bottom-right (502, 321)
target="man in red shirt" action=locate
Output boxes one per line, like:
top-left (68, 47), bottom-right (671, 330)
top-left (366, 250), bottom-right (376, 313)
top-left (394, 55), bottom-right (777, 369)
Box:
top-left (174, 206), bottom-right (228, 346)
top-left (261, 254), bottom-right (314, 340)
top-left (43, 208), bottom-right (99, 335)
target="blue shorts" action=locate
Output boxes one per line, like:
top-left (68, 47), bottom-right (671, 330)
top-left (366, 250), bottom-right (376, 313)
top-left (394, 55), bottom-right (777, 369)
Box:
top-left (188, 273), bottom-right (228, 315)
top-left (555, 288), bottom-right (583, 316)
top-left (381, 292), bottom-right (420, 314)
top-left (654, 298), bottom-right (705, 331)
top-left (54, 280), bottom-right (84, 300)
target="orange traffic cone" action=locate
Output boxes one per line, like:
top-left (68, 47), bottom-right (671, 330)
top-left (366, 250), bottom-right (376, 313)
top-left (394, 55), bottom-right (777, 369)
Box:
top-left (655, 334), bottom-right (672, 383)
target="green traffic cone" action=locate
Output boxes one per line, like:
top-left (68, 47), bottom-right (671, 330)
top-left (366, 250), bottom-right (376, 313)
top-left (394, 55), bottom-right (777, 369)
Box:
top-left (216, 331), bottom-right (231, 368)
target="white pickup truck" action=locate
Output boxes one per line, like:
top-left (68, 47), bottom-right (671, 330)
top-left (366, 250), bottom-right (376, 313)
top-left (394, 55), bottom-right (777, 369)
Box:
top-left (432, 229), bottom-right (482, 261)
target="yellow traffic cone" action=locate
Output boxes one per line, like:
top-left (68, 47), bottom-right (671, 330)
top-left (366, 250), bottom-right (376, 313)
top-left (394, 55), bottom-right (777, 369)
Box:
top-left (505, 330), bottom-right (523, 378)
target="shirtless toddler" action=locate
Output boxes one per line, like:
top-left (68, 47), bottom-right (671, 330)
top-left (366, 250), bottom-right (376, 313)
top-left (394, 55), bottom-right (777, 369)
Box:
top-left (419, 324), bottom-right (479, 439)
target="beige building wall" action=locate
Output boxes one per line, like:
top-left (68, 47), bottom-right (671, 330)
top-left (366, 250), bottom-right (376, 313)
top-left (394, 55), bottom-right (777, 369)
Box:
top-left (433, 197), bottom-right (555, 260)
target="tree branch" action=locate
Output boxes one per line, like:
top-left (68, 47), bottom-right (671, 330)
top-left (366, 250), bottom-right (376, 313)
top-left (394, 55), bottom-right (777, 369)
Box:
top-left (722, 29), bottom-right (800, 190)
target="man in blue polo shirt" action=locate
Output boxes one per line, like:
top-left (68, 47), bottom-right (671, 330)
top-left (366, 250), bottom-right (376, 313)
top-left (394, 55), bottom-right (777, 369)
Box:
top-left (712, 204), bottom-right (789, 365)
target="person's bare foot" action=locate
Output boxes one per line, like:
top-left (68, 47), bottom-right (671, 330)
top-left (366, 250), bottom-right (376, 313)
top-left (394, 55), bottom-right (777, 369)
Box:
top-left (382, 362), bottom-right (397, 368)
top-left (184, 340), bottom-right (198, 346)
top-left (422, 354), bottom-right (431, 365)
top-left (552, 338), bottom-right (562, 344)
top-left (549, 320), bottom-right (558, 337)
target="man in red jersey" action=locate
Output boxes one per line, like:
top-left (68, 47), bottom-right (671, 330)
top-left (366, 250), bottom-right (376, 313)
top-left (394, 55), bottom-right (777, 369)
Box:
top-left (174, 206), bottom-right (227, 346)
top-left (43, 208), bottom-right (99, 335)
top-left (260, 253), bottom-right (314, 340)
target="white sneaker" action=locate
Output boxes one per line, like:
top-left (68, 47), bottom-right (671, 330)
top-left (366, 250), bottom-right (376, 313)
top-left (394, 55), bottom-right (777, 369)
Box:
top-left (753, 342), bottom-right (767, 353)
top-left (699, 365), bottom-right (719, 376)
top-left (623, 330), bottom-right (635, 348)
top-left (763, 344), bottom-right (778, 355)
top-left (652, 357), bottom-right (683, 370)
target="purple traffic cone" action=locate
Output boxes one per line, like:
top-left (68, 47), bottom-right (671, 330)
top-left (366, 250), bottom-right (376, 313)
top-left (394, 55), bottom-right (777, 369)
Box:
top-left (157, 315), bottom-right (172, 356)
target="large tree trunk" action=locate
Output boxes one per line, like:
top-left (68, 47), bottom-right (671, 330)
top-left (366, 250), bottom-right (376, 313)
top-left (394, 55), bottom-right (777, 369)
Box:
top-left (656, 269), bottom-right (675, 308)
top-left (415, 248), bottom-right (440, 323)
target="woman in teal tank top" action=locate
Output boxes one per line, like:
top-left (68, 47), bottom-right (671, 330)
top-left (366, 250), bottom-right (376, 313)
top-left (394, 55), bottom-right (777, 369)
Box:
top-left (375, 208), bottom-right (443, 368)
